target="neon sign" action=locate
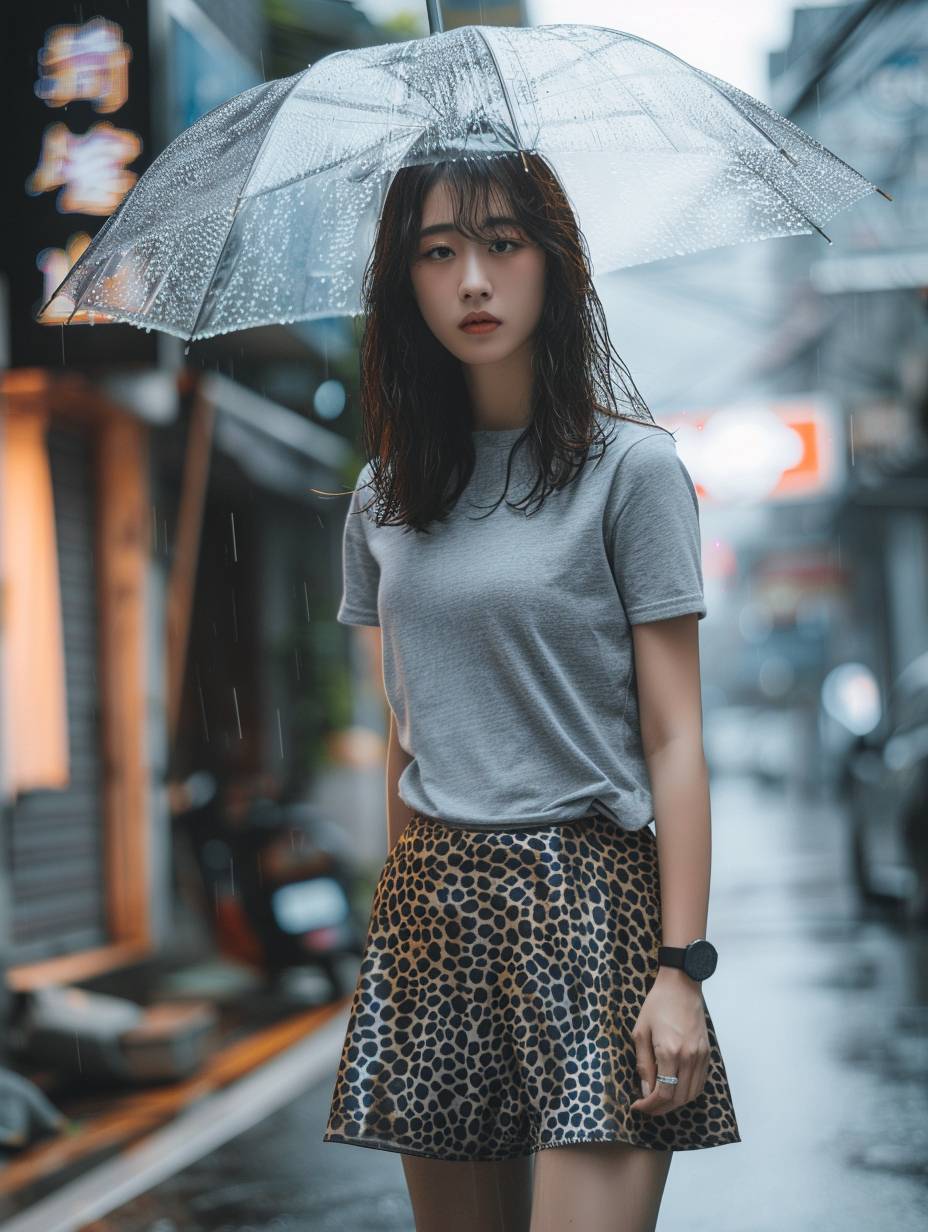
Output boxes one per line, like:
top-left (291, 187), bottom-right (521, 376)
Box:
top-left (26, 16), bottom-right (143, 326)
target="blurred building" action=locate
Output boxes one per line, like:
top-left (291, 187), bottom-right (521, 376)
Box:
top-left (767, 0), bottom-right (928, 708)
top-left (0, 1), bottom-right (390, 1002)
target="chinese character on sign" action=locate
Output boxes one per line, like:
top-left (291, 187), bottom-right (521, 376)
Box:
top-left (27, 121), bottom-right (142, 214)
top-left (34, 17), bottom-right (131, 113)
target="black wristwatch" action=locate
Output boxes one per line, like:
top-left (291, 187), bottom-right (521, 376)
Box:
top-left (658, 938), bottom-right (718, 981)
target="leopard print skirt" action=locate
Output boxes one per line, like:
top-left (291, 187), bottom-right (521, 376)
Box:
top-left (322, 810), bottom-right (741, 1162)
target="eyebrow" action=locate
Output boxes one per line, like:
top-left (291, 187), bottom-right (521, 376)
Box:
top-left (418, 215), bottom-right (522, 241)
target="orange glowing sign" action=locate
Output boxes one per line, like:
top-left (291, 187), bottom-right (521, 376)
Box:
top-left (656, 396), bottom-right (844, 505)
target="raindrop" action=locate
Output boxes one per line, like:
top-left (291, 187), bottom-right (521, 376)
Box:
top-left (232, 686), bottom-right (243, 739)
top-left (276, 708), bottom-right (284, 759)
top-left (196, 665), bottom-right (210, 741)
top-left (230, 511), bottom-right (238, 562)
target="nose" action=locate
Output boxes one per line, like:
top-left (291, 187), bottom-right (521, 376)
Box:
top-left (459, 247), bottom-right (492, 301)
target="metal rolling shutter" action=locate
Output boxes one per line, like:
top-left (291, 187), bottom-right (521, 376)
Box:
top-left (8, 422), bottom-right (107, 963)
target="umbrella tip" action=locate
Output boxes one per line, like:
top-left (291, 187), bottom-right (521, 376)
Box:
top-left (876, 186), bottom-right (893, 201)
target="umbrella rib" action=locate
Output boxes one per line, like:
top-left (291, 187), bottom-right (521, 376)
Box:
top-left (603, 28), bottom-right (806, 171)
top-left (294, 88), bottom-right (432, 124)
top-left (375, 62), bottom-right (445, 119)
top-left (474, 27), bottom-right (527, 153)
top-left (243, 127), bottom-right (423, 204)
top-left (732, 149), bottom-right (832, 243)
top-left (696, 64), bottom-right (890, 196)
top-left (188, 72), bottom-right (321, 340)
top-left (541, 26), bottom-right (680, 153)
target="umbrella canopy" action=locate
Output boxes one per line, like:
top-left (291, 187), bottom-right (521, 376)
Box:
top-left (38, 22), bottom-right (890, 343)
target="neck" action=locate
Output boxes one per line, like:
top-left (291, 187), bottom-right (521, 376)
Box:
top-left (461, 338), bottom-right (533, 431)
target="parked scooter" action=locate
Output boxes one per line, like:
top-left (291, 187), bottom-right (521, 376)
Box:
top-left (169, 770), bottom-right (365, 997)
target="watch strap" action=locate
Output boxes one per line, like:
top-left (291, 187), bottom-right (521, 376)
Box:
top-left (657, 945), bottom-right (687, 968)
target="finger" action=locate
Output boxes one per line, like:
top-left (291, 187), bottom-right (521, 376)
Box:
top-left (631, 1072), bottom-right (678, 1116)
top-left (679, 1052), bottom-right (707, 1109)
top-left (652, 1047), bottom-right (679, 1108)
top-left (629, 1062), bottom-right (657, 1112)
top-left (632, 1060), bottom-right (678, 1115)
top-left (630, 1028), bottom-right (655, 1105)
top-left (675, 1049), bottom-right (695, 1108)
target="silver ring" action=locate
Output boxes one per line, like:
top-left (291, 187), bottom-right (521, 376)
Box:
top-left (655, 1074), bottom-right (679, 1086)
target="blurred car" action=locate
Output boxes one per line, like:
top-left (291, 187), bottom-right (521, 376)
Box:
top-left (838, 653), bottom-right (928, 921)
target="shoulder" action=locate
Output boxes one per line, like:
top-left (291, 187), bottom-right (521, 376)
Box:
top-left (343, 461), bottom-right (379, 534)
top-left (350, 459), bottom-right (381, 508)
top-left (593, 413), bottom-right (684, 479)
top-left (354, 459), bottom-right (375, 490)
top-left (594, 414), bottom-right (698, 515)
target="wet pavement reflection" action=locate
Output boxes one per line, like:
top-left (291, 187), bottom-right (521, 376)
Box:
top-left (83, 775), bottom-right (928, 1231)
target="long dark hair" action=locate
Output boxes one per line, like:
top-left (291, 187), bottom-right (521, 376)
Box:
top-left (355, 150), bottom-right (664, 532)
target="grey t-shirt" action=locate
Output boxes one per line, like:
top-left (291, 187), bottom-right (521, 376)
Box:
top-left (336, 413), bottom-right (706, 832)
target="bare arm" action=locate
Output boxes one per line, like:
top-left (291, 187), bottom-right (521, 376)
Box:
top-left (357, 626), bottom-right (415, 853)
top-left (627, 610), bottom-right (713, 1117)
top-left (386, 706), bottom-right (416, 852)
top-left (632, 611), bottom-right (710, 968)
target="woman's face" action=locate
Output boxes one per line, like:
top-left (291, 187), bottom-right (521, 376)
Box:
top-left (408, 179), bottom-right (546, 365)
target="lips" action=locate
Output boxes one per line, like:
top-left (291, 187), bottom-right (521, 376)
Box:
top-left (459, 312), bottom-right (502, 334)
top-left (459, 312), bottom-right (501, 329)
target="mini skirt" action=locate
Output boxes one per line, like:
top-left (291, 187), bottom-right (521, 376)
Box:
top-left (322, 810), bottom-right (741, 1162)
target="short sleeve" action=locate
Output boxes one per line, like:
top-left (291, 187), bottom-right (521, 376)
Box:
top-left (605, 433), bottom-right (707, 624)
top-left (336, 464), bottom-right (381, 627)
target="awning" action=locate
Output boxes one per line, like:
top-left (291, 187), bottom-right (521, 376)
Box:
top-left (101, 368), bottom-right (354, 502)
top-left (202, 371), bottom-right (353, 503)
top-left (810, 249), bottom-right (928, 295)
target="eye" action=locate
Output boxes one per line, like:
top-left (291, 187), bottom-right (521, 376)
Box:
top-left (420, 237), bottom-right (524, 261)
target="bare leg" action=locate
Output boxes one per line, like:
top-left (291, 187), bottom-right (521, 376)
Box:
top-left (530, 1141), bottom-right (673, 1232)
top-left (401, 1152), bottom-right (534, 1232)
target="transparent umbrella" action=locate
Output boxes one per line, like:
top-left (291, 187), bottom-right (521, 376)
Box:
top-left (37, 20), bottom-right (891, 343)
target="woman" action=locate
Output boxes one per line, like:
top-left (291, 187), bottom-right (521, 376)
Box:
top-left (322, 150), bottom-right (741, 1232)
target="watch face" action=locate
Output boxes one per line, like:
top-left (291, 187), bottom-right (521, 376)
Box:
top-left (684, 940), bottom-right (718, 980)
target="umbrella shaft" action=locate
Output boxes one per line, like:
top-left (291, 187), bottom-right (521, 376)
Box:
top-left (426, 1), bottom-right (444, 35)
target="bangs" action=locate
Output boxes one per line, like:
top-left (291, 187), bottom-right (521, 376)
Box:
top-left (406, 156), bottom-right (535, 258)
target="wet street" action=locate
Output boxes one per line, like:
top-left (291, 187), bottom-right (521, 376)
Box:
top-left (25, 774), bottom-right (928, 1231)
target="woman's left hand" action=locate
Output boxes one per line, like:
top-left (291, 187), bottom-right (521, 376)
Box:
top-left (628, 968), bottom-right (711, 1116)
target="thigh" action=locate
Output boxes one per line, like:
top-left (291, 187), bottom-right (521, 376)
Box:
top-left (401, 1152), bottom-right (534, 1232)
top-left (530, 1141), bottom-right (673, 1232)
